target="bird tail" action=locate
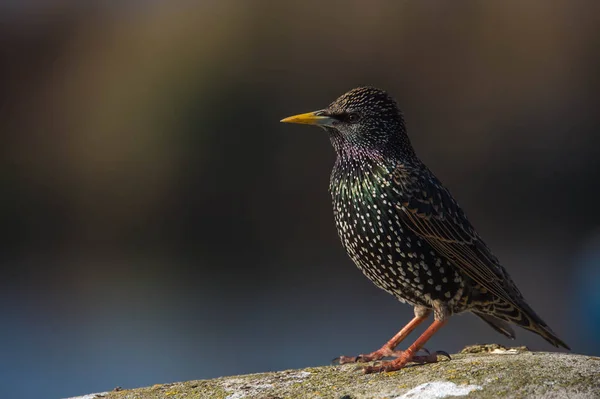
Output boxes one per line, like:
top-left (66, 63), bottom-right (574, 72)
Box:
top-left (480, 300), bottom-right (570, 350)
top-left (518, 301), bottom-right (570, 350)
top-left (473, 311), bottom-right (515, 339)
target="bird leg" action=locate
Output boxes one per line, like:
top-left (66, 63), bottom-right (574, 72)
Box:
top-left (336, 313), bottom-right (428, 364)
top-left (363, 319), bottom-right (448, 373)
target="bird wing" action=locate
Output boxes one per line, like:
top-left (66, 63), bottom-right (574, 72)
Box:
top-left (387, 163), bottom-right (522, 308)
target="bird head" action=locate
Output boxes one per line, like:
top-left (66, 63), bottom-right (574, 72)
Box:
top-left (281, 87), bottom-right (412, 159)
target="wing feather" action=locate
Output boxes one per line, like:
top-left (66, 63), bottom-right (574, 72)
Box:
top-left (389, 164), bottom-right (521, 308)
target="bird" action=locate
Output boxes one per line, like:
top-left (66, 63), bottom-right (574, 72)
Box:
top-left (280, 87), bottom-right (570, 373)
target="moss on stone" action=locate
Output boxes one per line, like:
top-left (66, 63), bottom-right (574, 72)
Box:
top-left (85, 348), bottom-right (599, 399)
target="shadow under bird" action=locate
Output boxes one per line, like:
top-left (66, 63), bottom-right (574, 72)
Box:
top-left (280, 87), bottom-right (570, 373)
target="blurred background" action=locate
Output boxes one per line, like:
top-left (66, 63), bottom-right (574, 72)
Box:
top-left (2, 1), bottom-right (600, 398)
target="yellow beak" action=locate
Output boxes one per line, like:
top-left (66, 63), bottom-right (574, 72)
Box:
top-left (280, 110), bottom-right (335, 126)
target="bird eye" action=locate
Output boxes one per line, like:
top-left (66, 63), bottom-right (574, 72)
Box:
top-left (347, 113), bottom-right (360, 123)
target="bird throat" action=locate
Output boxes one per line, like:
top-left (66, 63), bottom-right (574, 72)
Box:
top-left (329, 151), bottom-right (394, 205)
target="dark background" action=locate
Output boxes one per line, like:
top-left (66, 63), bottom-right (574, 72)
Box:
top-left (2, 2), bottom-right (600, 398)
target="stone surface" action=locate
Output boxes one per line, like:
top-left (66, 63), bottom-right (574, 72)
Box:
top-left (69, 346), bottom-right (600, 399)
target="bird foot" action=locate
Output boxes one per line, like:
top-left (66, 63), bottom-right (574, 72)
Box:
top-left (362, 348), bottom-right (451, 374)
top-left (333, 347), bottom-right (404, 364)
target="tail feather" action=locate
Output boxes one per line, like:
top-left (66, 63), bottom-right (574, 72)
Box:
top-left (517, 301), bottom-right (571, 350)
top-left (476, 300), bottom-right (570, 350)
top-left (473, 312), bottom-right (515, 339)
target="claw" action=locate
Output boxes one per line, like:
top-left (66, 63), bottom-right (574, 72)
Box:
top-left (362, 365), bottom-right (376, 374)
top-left (334, 348), bottom-right (393, 364)
top-left (412, 349), bottom-right (452, 364)
top-left (334, 355), bottom-right (360, 364)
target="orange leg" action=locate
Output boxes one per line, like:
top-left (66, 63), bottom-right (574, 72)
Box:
top-left (337, 314), bottom-right (428, 364)
top-left (363, 319), bottom-right (448, 373)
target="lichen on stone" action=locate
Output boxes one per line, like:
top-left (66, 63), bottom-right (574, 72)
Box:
top-left (86, 350), bottom-right (599, 399)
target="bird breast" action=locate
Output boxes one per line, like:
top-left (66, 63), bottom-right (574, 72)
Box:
top-left (329, 162), bottom-right (465, 309)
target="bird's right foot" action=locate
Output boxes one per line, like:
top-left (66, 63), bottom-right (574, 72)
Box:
top-left (333, 347), bottom-right (403, 364)
top-left (333, 347), bottom-right (451, 366)
top-left (362, 348), bottom-right (451, 373)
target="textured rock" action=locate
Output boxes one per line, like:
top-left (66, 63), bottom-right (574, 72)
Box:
top-left (69, 346), bottom-right (600, 399)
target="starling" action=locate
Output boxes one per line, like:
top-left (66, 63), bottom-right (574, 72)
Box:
top-left (280, 87), bottom-right (570, 373)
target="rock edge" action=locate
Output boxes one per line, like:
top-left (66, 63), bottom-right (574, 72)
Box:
top-left (69, 346), bottom-right (600, 399)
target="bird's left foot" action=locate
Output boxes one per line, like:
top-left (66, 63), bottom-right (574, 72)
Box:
top-left (362, 348), bottom-right (450, 374)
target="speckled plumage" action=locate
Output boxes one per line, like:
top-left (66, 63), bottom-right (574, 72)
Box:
top-left (281, 87), bottom-right (569, 372)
